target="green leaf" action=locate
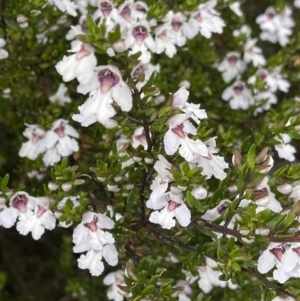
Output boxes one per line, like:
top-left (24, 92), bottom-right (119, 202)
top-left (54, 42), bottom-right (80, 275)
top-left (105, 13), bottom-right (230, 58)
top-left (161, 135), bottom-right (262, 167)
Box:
top-left (138, 270), bottom-right (148, 284)
top-left (0, 174), bottom-right (9, 189)
top-left (247, 144), bottom-right (256, 170)
top-left (141, 285), bottom-right (154, 295)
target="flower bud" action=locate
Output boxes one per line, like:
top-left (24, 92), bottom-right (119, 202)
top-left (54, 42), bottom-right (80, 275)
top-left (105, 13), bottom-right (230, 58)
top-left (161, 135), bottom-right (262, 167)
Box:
top-left (62, 182), bottom-right (72, 192)
top-left (178, 185), bottom-right (187, 191)
top-left (107, 184), bottom-right (120, 192)
top-left (106, 47), bottom-right (115, 57)
top-left (144, 156), bottom-right (153, 164)
top-left (154, 95), bottom-right (165, 105)
top-left (239, 229), bottom-right (250, 235)
top-left (125, 183), bottom-right (134, 190)
top-left (17, 15), bottom-right (27, 23)
top-left (179, 80), bottom-right (191, 89)
top-left (114, 175), bottom-right (123, 182)
top-left (191, 186), bottom-right (208, 200)
top-left (133, 155), bottom-right (142, 162)
top-left (97, 176), bottom-right (106, 182)
top-left (232, 150), bottom-right (243, 168)
top-left (277, 183), bottom-right (293, 194)
top-left (258, 155), bottom-right (274, 174)
top-left (255, 147), bottom-right (269, 163)
top-left (256, 228), bottom-right (270, 235)
top-left (19, 22), bottom-right (29, 29)
top-left (112, 40), bottom-right (127, 53)
top-left (242, 237), bottom-right (255, 244)
top-left (48, 182), bottom-right (58, 191)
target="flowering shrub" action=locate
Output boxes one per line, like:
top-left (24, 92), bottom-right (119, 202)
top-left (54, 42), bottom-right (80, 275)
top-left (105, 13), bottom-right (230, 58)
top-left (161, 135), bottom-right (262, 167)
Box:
top-left (2, 0), bottom-right (300, 300)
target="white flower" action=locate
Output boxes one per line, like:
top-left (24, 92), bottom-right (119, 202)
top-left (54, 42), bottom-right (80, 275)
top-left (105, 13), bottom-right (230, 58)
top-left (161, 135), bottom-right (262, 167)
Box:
top-left (114, 0), bottom-right (148, 31)
top-left (252, 177), bottom-right (282, 213)
top-left (295, 0), bottom-right (300, 8)
top-left (19, 124), bottom-right (46, 160)
top-left (194, 137), bottom-right (228, 180)
top-left (155, 23), bottom-right (177, 58)
top-left (16, 197), bottom-right (56, 240)
top-left (9, 192), bottom-right (55, 240)
top-left (277, 242), bottom-right (300, 283)
top-left (161, 11), bottom-right (187, 47)
top-left (256, 6), bottom-right (294, 46)
top-left (289, 184), bottom-right (300, 203)
top-left (257, 242), bottom-right (287, 274)
top-left (125, 20), bottom-right (156, 63)
top-left (182, 0), bottom-right (225, 39)
top-left (248, 68), bottom-right (290, 93)
top-left (93, 0), bottom-right (119, 32)
top-left (131, 63), bottom-right (160, 90)
top-left (164, 114), bottom-right (208, 162)
top-left (228, 1), bottom-right (243, 17)
top-left (44, 119), bottom-right (79, 157)
top-left (73, 211), bottom-right (115, 252)
top-left (243, 38), bottom-right (266, 67)
top-left (197, 257), bottom-right (237, 293)
top-left (131, 126), bottom-right (148, 150)
top-left (48, 0), bottom-right (78, 16)
top-left (172, 87), bottom-right (207, 124)
top-left (222, 81), bottom-right (254, 110)
top-left (43, 147), bottom-right (61, 167)
top-left (267, 68), bottom-right (290, 93)
top-left (149, 188), bottom-right (191, 229)
top-left (275, 134), bottom-right (296, 162)
top-left (74, 65), bottom-right (133, 128)
top-left (202, 199), bottom-right (230, 221)
top-left (254, 91), bottom-right (277, 115)
top-left (217, 52), bottom-right (246, 83)
top-left (0, 38), bottom-right (9, 60)
top-left (49, 83), bottom-right (71, 105)
top-left (233, 25), bottom-right (252, 38)
top-left (146, 155), bottom-right (173, 209)
top-left (73, 211), bottom-right (118, 276)
top-left (55, 40), bottom-right (97, 85)
top-left (77, 244), bottom-right (118, 276)
top-left (66, 16), bottom-right (87, 40)
top-left (103, 270), bottom-right (127, 301)
top-left (9, 192), bottom-right (36, 220)
top-left (173, 280), bottom-right (192, 301)
top-left (191, 186), bottom-right (207, 200)
top-left (0, 198), bottom-right (18, 228)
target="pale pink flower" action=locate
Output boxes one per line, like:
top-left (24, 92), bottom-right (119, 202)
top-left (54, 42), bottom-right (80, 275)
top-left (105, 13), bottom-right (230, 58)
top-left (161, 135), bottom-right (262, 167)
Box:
top-left (55, 41), bottom-right (97, 85)
top-left (222, 81), bottom-right (254, 110)
top-left (74, 65), bottom-right (132, 128)
top-left (217, 52), bottom-right (246, 83)
top-left (19, 124), bottom-right (46, 160)
top-left (164, 114), bottom-right (208, 162)
top-left (149, 188), bottom-right (191, 229)
top-left (49, 83), bottom-right (71, 105)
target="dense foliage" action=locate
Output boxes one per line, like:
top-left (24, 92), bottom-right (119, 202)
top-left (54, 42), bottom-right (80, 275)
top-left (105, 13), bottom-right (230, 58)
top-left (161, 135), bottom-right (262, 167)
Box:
top-left (1, 0), bottom-right (300, 300)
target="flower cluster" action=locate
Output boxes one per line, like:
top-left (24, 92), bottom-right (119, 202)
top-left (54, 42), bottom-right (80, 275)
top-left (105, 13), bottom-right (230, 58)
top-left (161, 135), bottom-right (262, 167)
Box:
top-left (0, 191), bottom-right (55, 240)
top-left (256, 6), bottom-right (294, 46)
top-left (19, 119), bottom-right (79, 166)
top-left (146, 88), bottom-right (227, 229)
top-left (72, 211), bottom-right (118, 276)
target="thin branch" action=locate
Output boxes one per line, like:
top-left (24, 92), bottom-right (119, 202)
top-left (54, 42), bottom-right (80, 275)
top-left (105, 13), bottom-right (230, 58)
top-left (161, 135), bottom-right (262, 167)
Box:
top-left (242, 267), bottom-right (295, 299)
top-left (120, 111), bottom-right (143, 125)
top-left (149, 224), bottom-right (195, 252)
